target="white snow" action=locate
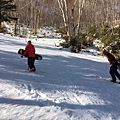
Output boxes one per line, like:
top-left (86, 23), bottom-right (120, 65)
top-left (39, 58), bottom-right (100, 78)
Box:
top-left (0, 33), bottom-right (120, 120)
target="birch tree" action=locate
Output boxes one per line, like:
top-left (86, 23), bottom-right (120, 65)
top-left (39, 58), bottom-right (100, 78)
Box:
top-left (11, 0), bottom-right (120, 38)
top-left (76, 0), bottom-right (85, 36)
top-left (57, 0), bottom-right (70, 39)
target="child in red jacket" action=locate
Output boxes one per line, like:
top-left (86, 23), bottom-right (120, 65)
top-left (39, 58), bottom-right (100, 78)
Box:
top-left (22, 41), bottom-right (36, 72)
top-left (103, 49), bottom-right (120, 83)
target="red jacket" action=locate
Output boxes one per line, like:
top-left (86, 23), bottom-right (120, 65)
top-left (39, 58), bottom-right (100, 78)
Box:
top-left (106, 52), bottom-right (117, 64)
top-left (23, 43), bottom-right (35, 57)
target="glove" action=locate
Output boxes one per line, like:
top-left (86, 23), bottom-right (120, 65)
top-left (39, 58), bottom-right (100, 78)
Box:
top-left (21, 55), bottom-right (23, 58)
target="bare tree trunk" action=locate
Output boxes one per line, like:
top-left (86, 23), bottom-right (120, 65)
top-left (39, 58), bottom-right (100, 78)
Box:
top-left (76, 0), bottom-right (85, 36)
top-left (14, 0), bottom-right (120, 37)
top-left (57, 0), bottom-right (70, 40)
top-left (33, 0), bottom-right (38, 35)
top-left (71, 0), bottom-right (78, 36)
top-left (38, 0), bottom-right (45, 28)
top-left (64, 0), bottom-right (70, 38)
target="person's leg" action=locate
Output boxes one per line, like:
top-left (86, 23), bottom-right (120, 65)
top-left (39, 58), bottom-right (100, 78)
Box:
top-left (113, 63), bottom-right (120, 80)
top-left (109, 65), bottom-right (116, 82)
top-left (28, 58), bottom-right (31, 69)
top-left (33, 58), bottom-right (36, 71)
top-left (28, 58), bottom-right (33, 69)
top-left (115, 71), bottom-right (120, 80)
top-left (30, 58), bottom-right (36, 72)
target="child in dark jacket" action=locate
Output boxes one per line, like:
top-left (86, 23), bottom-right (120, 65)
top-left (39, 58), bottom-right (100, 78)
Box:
top-left (103, 49), bottom-right (120, 83)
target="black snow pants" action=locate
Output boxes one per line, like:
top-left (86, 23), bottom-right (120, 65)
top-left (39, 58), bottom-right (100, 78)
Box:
top-left (109, 63), bottom-right (120, 81)
top-left (28, 57), bottom-right (36, 70)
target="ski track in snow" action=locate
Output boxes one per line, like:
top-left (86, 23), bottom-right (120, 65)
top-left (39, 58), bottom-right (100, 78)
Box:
top-left (0, 33), bottom-right (120, 120)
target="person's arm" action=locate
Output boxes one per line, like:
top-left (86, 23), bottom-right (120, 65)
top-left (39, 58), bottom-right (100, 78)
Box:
top-left (23, 45), bottom-right (28, 56)
top-left (109, 54), bottom-right (117, 64)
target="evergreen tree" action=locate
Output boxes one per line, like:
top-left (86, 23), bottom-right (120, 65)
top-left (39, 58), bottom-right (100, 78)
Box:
top-left (0, 0), bottom-right (16, 26)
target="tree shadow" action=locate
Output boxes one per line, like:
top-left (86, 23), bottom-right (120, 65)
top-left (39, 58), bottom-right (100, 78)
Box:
top-left (0, 97), bottom-right (119, 114)
top-left (1, 39), bottom-right (120, 116)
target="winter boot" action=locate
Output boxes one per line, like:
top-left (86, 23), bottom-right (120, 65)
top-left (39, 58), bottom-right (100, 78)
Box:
top-left (30, 68), bottom-right (35, 72)
top-left (111, 80), bottom-right (116, 83)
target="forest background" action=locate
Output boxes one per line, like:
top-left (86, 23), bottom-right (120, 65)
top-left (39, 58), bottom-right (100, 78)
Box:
top-left (0, 0), bottom-right (120, 60)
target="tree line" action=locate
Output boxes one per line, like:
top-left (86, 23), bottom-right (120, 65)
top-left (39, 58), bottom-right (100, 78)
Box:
top-left (2, 0), bottom-right (118, 36)
top-left (14, 0), bottom-right (120, 34)
top-left (0, 0), bottom-right (120, 57)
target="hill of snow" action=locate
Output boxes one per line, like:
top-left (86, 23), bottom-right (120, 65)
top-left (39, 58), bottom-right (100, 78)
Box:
top-left (0, 33), bottom-right (120, 120)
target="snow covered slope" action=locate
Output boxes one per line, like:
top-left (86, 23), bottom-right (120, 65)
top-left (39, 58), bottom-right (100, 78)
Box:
top-left (0, 33), bottom-right (120, 120)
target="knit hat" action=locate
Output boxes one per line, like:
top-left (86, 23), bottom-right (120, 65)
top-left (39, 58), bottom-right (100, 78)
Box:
top-left (28, 40), bottom-right (31, 44)
top-left (103, 49), bottom-right (108, 55)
